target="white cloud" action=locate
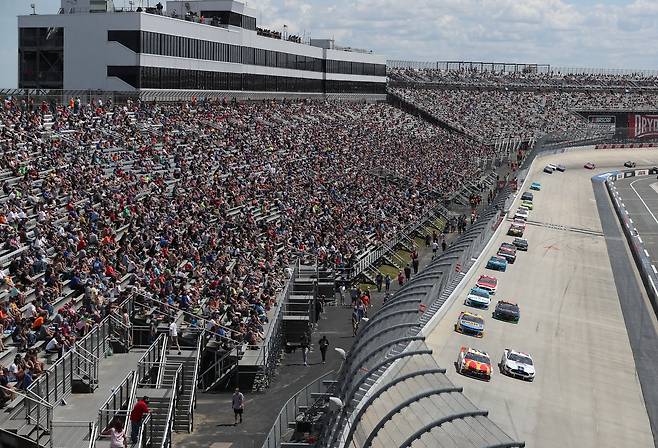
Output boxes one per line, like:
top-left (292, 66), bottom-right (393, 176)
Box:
top-left (251, 0), bottom-right (658, 70)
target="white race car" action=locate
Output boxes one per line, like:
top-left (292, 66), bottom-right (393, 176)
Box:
top-left (464, 287), bottom-right (491, 309)
top-left (500, 349), bottom-right (535, 381)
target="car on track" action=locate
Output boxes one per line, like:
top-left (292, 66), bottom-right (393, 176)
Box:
top-left (465, 287), bottom-right (491, 309)
top-left (493, 300), bottom-right (520, 323)
top-left (521, 191), bottom-right (534, 201)
top-left (497, 244), bottom-right (516, 264)
top-left (513, 238), bottom-right (528, 251)
top-left (486, 255), bottom-right (507, 272)
top-left (514, 208), bottom-right (529, 221)
top-left (507, 224), bottom-right (525, 237)
top-left (624, 161), bottom-right (636, 168)
top-left (584, 162), bottom-right (596, 170)
top-left (500, 349), bottom-right (535, 381)
top-left (556, 164), bottom-right (566, 172)
top-left (521, 200), bottom-right (534, 210)
top-left (454, 311), bottom-right (486, 338)
top-left (457, 346), bottom-right (492, 381)
top-left (476, 275), bottom-right (498, 294)
top-left (543, 165), bottom-right (554, 174)
top-left (530, 182), bottom-right (541, 191)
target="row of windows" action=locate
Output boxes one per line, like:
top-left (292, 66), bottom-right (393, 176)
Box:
top-left (108, 65), bottom-right (387, 94)
top-left (326, 59), bottom-right (386, 77)
top-left (108, 30), bottom-right (386, 77)
top-left (19, 27), bottom-right (64, 48)
top-left (199, 10), bottom-right (256, 30)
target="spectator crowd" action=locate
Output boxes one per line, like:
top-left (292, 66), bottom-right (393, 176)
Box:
top-left (0, 96), bottom-right (496, 395)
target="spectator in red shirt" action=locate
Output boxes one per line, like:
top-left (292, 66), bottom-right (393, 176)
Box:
top-left (130, 396), bottom-right (150, 443)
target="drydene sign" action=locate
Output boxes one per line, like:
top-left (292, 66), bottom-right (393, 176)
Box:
top-left (629, 114), bottom-right (658, 138)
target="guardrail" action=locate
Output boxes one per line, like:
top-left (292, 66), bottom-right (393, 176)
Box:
top-left (137, 333), bottom-right (166, 386)
top-left (261, 371), bottom-right (335, 448)
top-left (97, 370), bottom-right (136, 432)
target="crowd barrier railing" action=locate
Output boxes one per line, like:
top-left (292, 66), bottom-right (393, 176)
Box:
top-left (261, 370), bottom-right (335, 448)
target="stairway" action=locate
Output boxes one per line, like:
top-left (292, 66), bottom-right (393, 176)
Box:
top-left (162, 349), bottom-right (198, 433)
top-left (0, 399), bottom-right (51, 447)
top-left (143, 391), bottom-right (174, 448)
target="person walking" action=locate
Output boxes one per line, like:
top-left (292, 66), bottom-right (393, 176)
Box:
top-left (352, 307), bottom-right (360, 336)
top-left (384, 274), bottom-right (391, 292)
top-left (397, 270), bottom-right (404, 287)
top-left (375, 272), bottom-right (383, 293)
top-left (168, 318), bottom-right (181, 355)
top-left (319, 335), bottom-right (329, 364)
top-left (404, 264), bottom-right (412, 282)
top-left (441, 238), bottom-right (447, 252)
top-left (232, 387), bottom-right (245, 425)
top-left (130, 396), bottom-right (149, 444)
top-left (431, 241), bottom-right (439, 259)
top-left (301, 332), bottom-right (310, 366)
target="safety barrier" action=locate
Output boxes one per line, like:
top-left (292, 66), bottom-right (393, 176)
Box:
top-left (97, 370), bottom-right (136, 433)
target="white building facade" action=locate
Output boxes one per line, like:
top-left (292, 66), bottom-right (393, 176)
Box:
top-left (17, 0), bottom-right (387, 96)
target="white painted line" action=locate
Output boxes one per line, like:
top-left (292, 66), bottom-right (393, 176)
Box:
top-left (629, 218), bottom-right (633, 223)
top-left (621, 202), bottom-right (625, 207)
top-left (645, 249), bottom-right (650, 257)
top-left (649, 276), bottom-right (658, 296)
top-left (638, 236), bottom-right (643, 243)
top-left (652, 265), bottom-right (657, 274)
top-left (630, 178), bottom-right (658, 225)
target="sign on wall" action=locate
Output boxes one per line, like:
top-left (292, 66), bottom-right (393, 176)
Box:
top-left (628, 114), bottom-right (658, 138)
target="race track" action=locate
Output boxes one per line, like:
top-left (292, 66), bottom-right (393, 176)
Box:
top-left (614, 175), bottom-right (658, 269)
top-left (424, 148), bottom-right (658, 447)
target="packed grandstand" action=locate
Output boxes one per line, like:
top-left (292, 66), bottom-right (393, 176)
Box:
top-left (1, 65), bottom-right (658, 447)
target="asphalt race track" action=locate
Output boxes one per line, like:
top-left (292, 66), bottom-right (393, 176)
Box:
top-left (614, 175), bottom-right (658, 270)
top-left (424, 148), bottom-right (658, 447)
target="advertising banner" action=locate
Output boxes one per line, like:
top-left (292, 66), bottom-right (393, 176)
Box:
top-left (628, 114), bottom-right (658, 139)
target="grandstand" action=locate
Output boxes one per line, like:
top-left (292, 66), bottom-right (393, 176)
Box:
top-left (4, 5), bottom-right (658, 443)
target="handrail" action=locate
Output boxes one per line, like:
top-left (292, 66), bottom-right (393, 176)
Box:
top-left (97, 370), bottom-right (136, 432)
top-left (155, 335), bottom-right (168, 387)
top-left (125, 369), bottom-right (139, 433)
top-left (132, 295), bottom-right (243, 341)
top-left (188, 330), bottom-right (203, 426)
top-left (137, 333), bottom-right (166, 384)
top-left (0, 384), bottom-right (54, 409)
top-left (160, 365), bottom-right (181, 448)
top-left (75, 343), bottom-right (99, 361)
top-left (88, 422), bottom-right (98, 448)
top-left (135, 413), bottom-right (152, 448)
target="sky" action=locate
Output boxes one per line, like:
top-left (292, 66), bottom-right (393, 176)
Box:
top-left (4, 0), bottom-right (658, 87)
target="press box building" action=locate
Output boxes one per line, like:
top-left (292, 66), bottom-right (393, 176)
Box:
top-left (17, 0), bottom-right (387, 97)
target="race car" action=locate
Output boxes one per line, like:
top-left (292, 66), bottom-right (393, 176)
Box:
top-left (476, 275), bottom-right (497, 294)
top-left (497, 244), bottom-right (516, 264)
top-left (543, 165), bottom-right (554, 174)
top-left (521, 200), bottom-right (534, 210)
top-left (507, 224), bottom-right (525, 237)
top-left (493, 300), bottom-right (520, 323)
top-left (556, 164), bottom-right (566, 172)
top-left (514, 208), bottom-right (529, 221)
top-left (464, 287), bottom-right (491, 309)
top-left (530, 182), bottom-right (541, 191)
top-left (457, 346), bottom-right (492, 381)
top-left (454, 311), bottom-right (486, 338)
top-left (486, 255), bottom-right (507, 272)
top-left (584, 162), bottom-right (596, 170)
top-left (513, 238), bottom-right (528, 251)
top-left (500, 349), bottom-right (535, 381)
top-left (521, 191), bottom-right (534, 202)
top-left (624, 161), bottom-right (636, 168)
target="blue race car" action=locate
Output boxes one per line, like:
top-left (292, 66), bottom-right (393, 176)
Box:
top-left (530, 182), bottom-right (541, 191)
top-left (455, 311), bottom-right (485, 338)
top-left (465, 287), bottom-right (491, 309)
top-left (486, 256), bottom-right (507, 272)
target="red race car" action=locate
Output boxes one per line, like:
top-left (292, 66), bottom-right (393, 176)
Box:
top-left (457, 346), bottom-right (492, 381)
top-left (476, 275), bottom-right (498, 295)
top-left (584, 162), bottom-right (596, 170)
